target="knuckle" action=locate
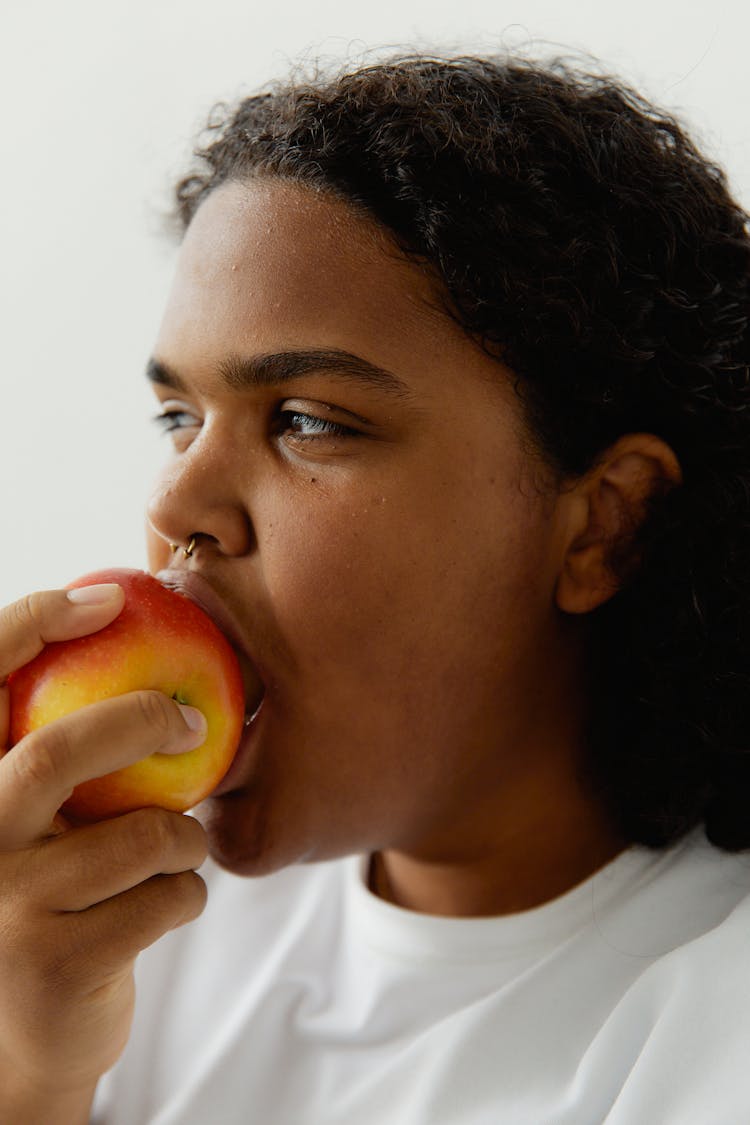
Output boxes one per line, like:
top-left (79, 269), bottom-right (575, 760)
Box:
top-left (128, 806), bottom-right (179, 856)
top-left (10, 727), bottom-right (68, 792)
top-left (12, 591), bottom-right (46, 634)
top-left (120, 870), bottom-right (206, 941)
top-left (135, 690), bottom-right (174, 747)
top-left (170, 870), bottom-right (208, 924)
top-left (143, 871), bottom-right (207, 929)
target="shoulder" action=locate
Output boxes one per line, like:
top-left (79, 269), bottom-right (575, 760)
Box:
top-left (600, 845), bottom-right (750, 1123)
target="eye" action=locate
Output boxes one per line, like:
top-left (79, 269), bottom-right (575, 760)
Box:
top-left (153, 410), bottom-right (194, 433)
top-left (152, 403), bottom-right (201, 438)
top-left (279, 410), bottom-right (357, 440)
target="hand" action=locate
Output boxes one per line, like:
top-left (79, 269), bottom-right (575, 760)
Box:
top-left (0, 585), bottom-right (209, 1120)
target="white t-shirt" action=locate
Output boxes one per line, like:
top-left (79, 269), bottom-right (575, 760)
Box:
top-left (92, 830), bottom-right (750, 1124)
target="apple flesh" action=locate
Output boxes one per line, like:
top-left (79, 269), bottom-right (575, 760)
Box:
top-left (8, 568), bottom-right (246, 822)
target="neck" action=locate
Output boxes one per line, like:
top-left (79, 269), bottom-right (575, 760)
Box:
top-left (368, 616), bottom-right (626, 918)
top-left (369, 782), bottom-right (625, 918)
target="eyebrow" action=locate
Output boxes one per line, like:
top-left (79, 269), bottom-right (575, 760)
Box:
top-left (146, 348), bottom-right (411, 398)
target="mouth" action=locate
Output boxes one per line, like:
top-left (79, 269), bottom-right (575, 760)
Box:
top-left (155, 567), bottom-right (265, 721)
top-left (209, 694), bottom-right (266, 797)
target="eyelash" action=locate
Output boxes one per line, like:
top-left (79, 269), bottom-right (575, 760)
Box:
top-left (151, 408), bottom-right (357, 441)
top-left (279, 410), bottom-right (355, 440)
top-left (152, 409), bottom-right (197, 435)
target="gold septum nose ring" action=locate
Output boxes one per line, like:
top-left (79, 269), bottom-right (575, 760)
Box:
top-left (169, 538), bottom-right (197, 559)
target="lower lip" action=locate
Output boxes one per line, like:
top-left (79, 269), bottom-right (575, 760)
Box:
top-left (210, 697), bottom-right (265, 797)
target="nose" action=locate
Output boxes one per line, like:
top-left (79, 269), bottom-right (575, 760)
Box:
top-left (146, 433), bottom-right (254, 561)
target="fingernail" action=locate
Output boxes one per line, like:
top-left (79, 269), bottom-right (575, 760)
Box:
top-left (177, 704), bottom-right (207, 737)
top-left (67, 583), bottom-right (123, 605)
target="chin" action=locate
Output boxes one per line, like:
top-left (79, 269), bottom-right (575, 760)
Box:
top-left (192, 791), bottom-right (303, 877)
top-left (193, 786), bottom-right (367, 878)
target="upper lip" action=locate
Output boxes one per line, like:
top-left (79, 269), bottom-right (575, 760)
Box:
top-left (155, 567), bottom-right (264, 708)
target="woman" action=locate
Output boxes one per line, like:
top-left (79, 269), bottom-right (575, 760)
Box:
top-left (1, 55), bottom-right (749, 1123)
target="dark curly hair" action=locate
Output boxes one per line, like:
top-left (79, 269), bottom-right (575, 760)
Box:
top-left (174, 54), bottom-right (750, 850)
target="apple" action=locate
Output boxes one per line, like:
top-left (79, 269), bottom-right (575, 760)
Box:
top-left (8, 568), bottom-right (246, 822)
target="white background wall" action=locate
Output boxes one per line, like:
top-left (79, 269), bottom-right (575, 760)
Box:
top-left (1, 0), bottom-right (747, 603)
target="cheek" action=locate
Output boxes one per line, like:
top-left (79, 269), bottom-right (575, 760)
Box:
top-left (258, 492), bottom-right (389, 630)
top-left (258, 478), bottom-right (551, 686)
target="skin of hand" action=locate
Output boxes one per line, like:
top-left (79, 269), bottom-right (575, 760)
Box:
top-left (0, 584), bottom-right (209, 1119)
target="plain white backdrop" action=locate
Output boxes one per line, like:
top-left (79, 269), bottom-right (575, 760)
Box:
top-left (1, 0), bottom-right (748, 602)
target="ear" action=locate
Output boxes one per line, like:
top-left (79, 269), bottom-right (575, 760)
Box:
top-left (555, 433), bottom-right (682, 615)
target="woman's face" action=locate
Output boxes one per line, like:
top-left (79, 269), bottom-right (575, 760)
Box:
top-left (146, 179), bottom-right (584, 875)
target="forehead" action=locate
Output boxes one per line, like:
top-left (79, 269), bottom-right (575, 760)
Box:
top-left (157, 178), bottom-right (488, 386)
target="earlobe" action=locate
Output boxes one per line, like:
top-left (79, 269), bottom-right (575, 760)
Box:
top-left (555, 434), bottom-right (682, 616)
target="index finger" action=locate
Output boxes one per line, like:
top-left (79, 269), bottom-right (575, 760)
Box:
top-left (0, 586), bottom-right (125, 685)
top-left (0, 690), bottom-right (207, 848)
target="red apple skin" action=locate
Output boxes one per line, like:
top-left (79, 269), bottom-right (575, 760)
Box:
top-left (7, 568), bottom-right (246, 822)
